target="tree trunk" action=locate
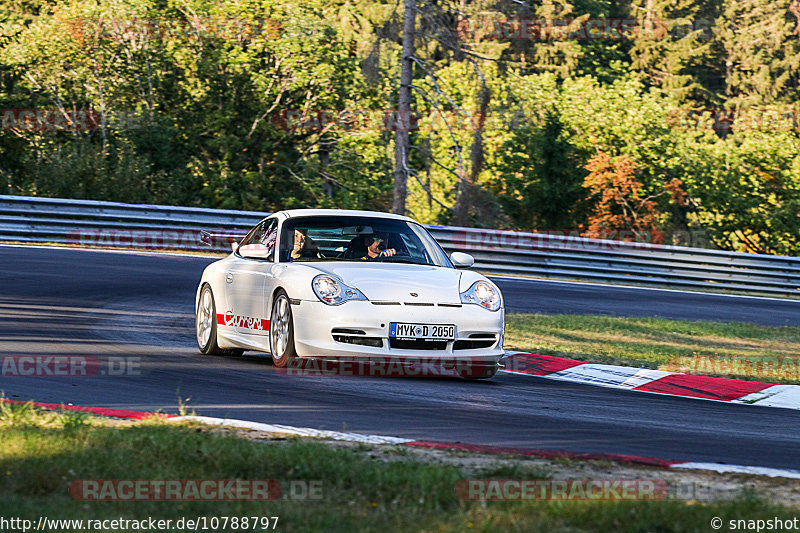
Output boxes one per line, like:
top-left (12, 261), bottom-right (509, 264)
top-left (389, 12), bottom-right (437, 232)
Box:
top-left (392, 0), bottom-right (416, 215)
top-left (453, 83), bottom-right (490, 227)
top-left (319, 137), bottom-right (333, 198)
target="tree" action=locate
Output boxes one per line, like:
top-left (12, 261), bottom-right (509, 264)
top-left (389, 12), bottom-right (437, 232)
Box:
top-left (583, 152), bottom-right (685, 242)
top-left (627, 0), bottom-right (718, 104)
top-left (716, 0), bottom-right (800, 108)
top-left (490, 111), bottom-right (587, 230)
top-left (392, 0), bottom-right (416, 215)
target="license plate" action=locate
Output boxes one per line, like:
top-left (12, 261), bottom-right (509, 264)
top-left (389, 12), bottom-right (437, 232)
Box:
top-left (390, 323), bottom-right (455, 341)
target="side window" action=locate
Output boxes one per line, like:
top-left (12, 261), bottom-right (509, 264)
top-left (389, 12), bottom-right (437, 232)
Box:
top-left (238, 219), bottom-right (277, 259)
top-left (238, 221), bottom-right (266, 248)
top-left (261, 220), bottom-right (277, 256)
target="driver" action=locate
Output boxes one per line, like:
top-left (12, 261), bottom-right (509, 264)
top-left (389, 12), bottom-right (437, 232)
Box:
top-left (360, 233), bottom-right (396, 260)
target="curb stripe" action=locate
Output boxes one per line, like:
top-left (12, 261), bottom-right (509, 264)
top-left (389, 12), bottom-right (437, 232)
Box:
top-left (632, 373), bottom-right (773, 401)
top-left (502, 352), bottom-right (800, 410)
top-left (0, 398), bottom-right (173, 420)
top-left (502, 353), bottom-right (584, 376)
top-left (8, 399), bottom-right (800, 480)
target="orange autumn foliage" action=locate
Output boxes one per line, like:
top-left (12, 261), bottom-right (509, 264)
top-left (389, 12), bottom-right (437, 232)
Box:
top-left (583, 152), bottom-right (665, 244)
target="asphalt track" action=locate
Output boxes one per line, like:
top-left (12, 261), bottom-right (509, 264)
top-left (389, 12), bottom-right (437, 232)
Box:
top-left (2, 245), bottom-right (800, 469)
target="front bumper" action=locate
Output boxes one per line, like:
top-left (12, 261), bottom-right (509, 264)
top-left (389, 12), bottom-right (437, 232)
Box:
top-left (290, 299), bottom-right (504, 361)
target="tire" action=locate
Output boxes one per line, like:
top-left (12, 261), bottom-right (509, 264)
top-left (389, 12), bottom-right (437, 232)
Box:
top-left (269, 289), bottom-right (296, 368)
top-left (196, 284), bottom-right (244, 356)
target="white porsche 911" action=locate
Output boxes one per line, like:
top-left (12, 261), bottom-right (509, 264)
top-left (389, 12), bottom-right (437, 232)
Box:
top-left (195, 209), bottom-right (504, 378)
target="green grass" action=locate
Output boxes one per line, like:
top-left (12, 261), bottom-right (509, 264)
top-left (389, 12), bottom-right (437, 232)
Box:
top-left (505, 313), bottom-right (800, 384)
top-left (0, 403), bottom-right (797, 532)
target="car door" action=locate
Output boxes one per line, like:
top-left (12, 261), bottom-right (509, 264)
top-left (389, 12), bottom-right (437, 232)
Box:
top-left (224, 218), bottom-right (278, 337)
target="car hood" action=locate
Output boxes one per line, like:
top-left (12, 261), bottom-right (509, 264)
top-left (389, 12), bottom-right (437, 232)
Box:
top-left (311, 263), bottom-right (463, 303)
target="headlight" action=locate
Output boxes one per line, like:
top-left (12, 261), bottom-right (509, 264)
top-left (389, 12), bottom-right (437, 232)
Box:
top-left (460, 281), bottom-right (501, 311)
top-left (312, 274), bottom-right (367, 305)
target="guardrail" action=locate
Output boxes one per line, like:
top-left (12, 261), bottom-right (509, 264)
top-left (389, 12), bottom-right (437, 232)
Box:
top-left (2, 194), bottom-right (799, 297)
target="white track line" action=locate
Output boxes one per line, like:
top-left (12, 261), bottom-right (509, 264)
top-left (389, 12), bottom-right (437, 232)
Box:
top-left (171, 415), bottom-right (800, 480)
top-left (171, 415), bottom-right (414, 445)
top-left (672, 463), bottom-right (800, 479)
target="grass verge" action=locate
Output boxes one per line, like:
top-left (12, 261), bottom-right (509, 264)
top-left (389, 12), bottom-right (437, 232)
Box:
top-left (0, 402), bottom-right (798, 532)
top-left (505, 313), bottom-right (800, 384)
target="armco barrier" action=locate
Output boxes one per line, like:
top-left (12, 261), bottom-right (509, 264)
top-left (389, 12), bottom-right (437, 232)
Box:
top-left (1, 195), bottom-right (799, 297)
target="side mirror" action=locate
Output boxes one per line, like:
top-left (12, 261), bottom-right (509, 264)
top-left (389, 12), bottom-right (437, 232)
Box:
top-left (238, 245), bottom-right (274, 261)
top-left (450, 251), bottom-right (474, 268)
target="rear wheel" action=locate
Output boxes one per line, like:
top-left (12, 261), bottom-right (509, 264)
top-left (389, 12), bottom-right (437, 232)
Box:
top-left (269, 290), bottom-right (296, 368)
top-left (196, 284), bottom-right (243, 356)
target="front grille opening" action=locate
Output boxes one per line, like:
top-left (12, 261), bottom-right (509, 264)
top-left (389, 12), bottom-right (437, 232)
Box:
top-left (389, 339), bottom-right (448, 350)
top-left (334, 335), bottom-right (383, 348)
top-left (331, 328), bottom-right (366, 335)
top-left (454, 335), bottom-right (497, 350)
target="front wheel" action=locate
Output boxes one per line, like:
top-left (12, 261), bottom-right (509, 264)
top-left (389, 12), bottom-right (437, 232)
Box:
top-left (269, 290), bottom-right (296, 368)
top-left (196, 284), bottom-right (243, 356)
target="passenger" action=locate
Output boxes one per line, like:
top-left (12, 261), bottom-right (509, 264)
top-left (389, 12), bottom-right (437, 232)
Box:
top-left (290, 229), bottom-right (321, 260)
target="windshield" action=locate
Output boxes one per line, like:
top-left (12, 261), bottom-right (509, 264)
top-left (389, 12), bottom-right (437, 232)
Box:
top-left (279, 216), bottom-right (453, 267)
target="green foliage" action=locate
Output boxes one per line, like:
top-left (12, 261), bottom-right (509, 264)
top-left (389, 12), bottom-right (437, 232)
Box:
top-left (682, 128), bottom-right (800, 254)
top-left (1, 0), bottom-right (800, 256)
top-left (490, 111), bottom-right (588, 230)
